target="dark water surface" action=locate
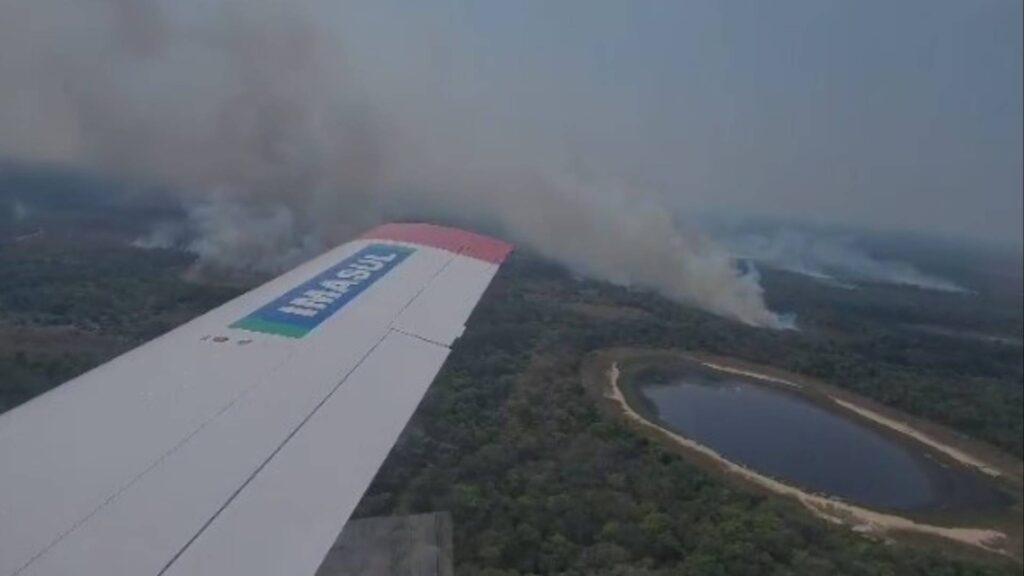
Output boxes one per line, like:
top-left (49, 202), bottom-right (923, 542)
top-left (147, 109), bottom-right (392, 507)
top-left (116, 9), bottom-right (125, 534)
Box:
top-left (636, 369), bottom-right (1009, 512)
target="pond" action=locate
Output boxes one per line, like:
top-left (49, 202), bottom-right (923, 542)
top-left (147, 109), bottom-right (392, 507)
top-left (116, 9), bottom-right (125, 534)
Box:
top-left (635, 367), bottom-right (1009, 512)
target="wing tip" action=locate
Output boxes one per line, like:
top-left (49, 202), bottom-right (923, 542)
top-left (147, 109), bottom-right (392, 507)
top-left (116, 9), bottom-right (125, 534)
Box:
top-left (361, 222), bottom-right (514, 264)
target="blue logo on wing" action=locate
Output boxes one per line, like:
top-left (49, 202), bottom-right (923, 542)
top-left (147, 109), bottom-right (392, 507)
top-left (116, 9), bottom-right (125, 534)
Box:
top-left (232, 243), bottom-right (415, 338)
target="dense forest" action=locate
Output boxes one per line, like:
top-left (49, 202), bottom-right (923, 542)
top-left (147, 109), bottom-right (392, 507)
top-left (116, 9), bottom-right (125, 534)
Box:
top-left (1, 191), bottom-right (1021, 574)
top-left (353, 254), bottom-right (1020, 575)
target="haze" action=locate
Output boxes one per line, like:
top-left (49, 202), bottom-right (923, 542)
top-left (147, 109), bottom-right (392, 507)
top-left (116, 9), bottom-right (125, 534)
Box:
top-left (0, 0), bottom-right (1020, 327)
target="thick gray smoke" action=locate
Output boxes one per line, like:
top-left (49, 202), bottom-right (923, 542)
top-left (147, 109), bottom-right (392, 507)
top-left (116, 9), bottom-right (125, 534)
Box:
top-left (0, 0), bottom-right (790, 328)
top-left (722, 228), bottom-right (969, 293)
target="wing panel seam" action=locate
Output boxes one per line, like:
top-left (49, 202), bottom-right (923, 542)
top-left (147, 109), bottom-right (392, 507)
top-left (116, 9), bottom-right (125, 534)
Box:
top-left (155, 332), bottom-right (390, 575)
top-left (10, 348), bottom-right (300, 576)
top-left (157, 253), bottom-right (458, 575)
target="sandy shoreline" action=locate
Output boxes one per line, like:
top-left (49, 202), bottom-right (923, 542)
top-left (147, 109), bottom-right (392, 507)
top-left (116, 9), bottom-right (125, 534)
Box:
top-left (603, 362), bottom-right (1012, 556)
top-left (830, 397), bottom-right (1002, 478)
top-left (695, 361), bottom-right (803, 389)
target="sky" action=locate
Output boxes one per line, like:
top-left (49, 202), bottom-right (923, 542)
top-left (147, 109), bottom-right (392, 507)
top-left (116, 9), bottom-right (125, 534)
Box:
top-left (333, 0), bottom-right (1023, 247)
top-left (0, 0), bottom-right (1020, 327)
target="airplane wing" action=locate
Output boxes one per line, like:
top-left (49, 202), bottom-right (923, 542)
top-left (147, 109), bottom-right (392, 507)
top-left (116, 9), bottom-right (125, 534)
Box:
top-left (0, 223), bottom-right (512, 576)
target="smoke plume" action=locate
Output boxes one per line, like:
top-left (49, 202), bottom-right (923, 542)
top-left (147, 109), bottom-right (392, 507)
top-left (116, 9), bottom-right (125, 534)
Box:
top-left (0, 0), bottom-right (791, 328)
top-left (722, 228), bottom-right (969, 293)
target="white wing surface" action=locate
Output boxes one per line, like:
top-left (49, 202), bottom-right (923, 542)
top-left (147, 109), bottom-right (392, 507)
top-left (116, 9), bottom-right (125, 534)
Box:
top-left (0, 223), bottom-right (512, 576)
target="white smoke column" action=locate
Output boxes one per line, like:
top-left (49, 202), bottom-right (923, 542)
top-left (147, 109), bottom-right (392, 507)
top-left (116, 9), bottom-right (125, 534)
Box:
top-left (0, 0), bottom-right (791, 328)
top-left (725, 228), bottom-right (969, 293)
top-left (12, 200), bottom-right (30, 221)
top-left (477, 175), bottom-right (793, 328)
top-left (185, 197), bottom-right (325, 274)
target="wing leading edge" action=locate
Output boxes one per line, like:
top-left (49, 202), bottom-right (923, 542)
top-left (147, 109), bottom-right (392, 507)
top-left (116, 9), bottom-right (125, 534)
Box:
top-left (0, 223), bottom-right (512, 576)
